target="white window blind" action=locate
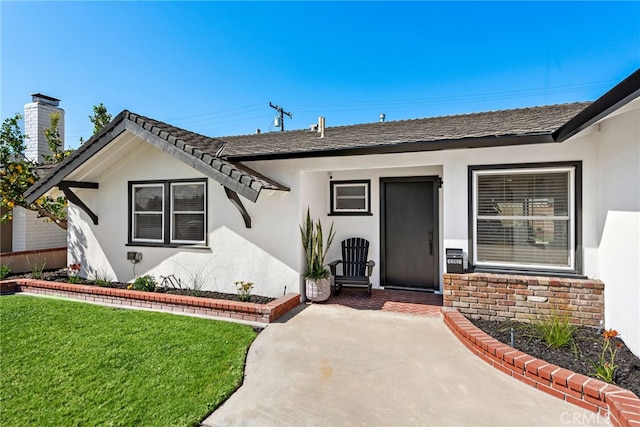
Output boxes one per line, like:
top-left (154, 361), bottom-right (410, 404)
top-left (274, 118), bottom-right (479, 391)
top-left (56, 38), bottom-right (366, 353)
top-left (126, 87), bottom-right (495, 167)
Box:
top-left (132, 184), bottom-right (164, 242)
top-left (130, 180), bottom-right (206, 245)
top-left (171, 182), bottom-right (205, 243)
top-left (473, 167), bottom-right (574, 270)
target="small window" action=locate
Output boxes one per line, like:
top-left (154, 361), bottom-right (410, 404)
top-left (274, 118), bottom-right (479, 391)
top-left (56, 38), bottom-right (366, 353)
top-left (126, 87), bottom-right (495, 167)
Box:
top-left (130, 179), bottom-right (207, 246)
top-left (330, 180), bottom-right (371, 215)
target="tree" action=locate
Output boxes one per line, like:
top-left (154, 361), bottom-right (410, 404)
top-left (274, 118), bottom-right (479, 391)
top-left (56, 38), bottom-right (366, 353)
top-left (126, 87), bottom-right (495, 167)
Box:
top-left (42, 113), bottom-right (73, 163)
top-left (0, 114), bottom-right (68, 228)
top-left (0, 104), bottom-right (111, 230)
top-left (90, 103), bottom-right (112, 134)
top-left (80, 103), bottom-right (112, 144)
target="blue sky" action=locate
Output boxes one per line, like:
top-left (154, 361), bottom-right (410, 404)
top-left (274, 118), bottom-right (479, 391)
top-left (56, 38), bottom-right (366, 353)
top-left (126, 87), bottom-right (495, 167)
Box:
top-left (2, 1), bottom-right (639, 149)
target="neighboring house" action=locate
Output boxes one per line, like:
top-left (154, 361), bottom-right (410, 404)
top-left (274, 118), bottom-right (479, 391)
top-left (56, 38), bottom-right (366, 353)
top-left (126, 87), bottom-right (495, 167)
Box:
top-left (2, 94), bottom-right (67, 253)
top-left (26, 69), bottom-right (639, 356)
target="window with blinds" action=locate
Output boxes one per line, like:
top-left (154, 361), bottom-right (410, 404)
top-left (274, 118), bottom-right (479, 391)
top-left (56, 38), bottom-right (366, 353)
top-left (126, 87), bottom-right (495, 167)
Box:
top-left (132, 184), bottom-right (164, 242)
top-left (171, 183), bottom-right (205, 243)
top-left (472, 166), bottom-right (575, 271)
top-left (130, 180), bottom-right (206, 245)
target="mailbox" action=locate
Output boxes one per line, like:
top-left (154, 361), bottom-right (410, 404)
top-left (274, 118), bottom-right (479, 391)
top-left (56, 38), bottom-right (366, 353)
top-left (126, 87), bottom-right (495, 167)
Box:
top-left (446, 248), bottom-right (464, 273)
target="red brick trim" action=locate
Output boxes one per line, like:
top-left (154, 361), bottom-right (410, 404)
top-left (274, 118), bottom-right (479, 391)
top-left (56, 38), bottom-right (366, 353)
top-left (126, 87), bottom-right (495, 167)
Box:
top-left (443, 308), bottom-right (640, 427)
top-left (1, 279), bottom-right (300, 324)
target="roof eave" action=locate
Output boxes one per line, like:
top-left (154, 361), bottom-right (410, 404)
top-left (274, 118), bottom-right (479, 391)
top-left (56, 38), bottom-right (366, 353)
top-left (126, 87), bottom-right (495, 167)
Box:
top-left (553, 68), bottom-right (640, 142)
top-left (25, 111), bottom-right (289, 205)
top-left (122, 119), bottom-right (263, 201)
top-left (25, 112), bottom-right (130, 204)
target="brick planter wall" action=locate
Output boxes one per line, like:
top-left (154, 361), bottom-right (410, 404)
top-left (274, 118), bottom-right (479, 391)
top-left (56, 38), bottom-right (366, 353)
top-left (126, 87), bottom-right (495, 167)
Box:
top-left (444, 309), bottom-right (640, 427)
top-left (443, 273), bottom-right (604, 327)
top-left (1, 279), bottom-right (300, 324)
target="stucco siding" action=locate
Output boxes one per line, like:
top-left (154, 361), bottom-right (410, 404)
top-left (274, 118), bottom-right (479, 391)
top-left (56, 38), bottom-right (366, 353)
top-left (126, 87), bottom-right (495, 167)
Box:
top-left (68, 139), bottom-right (299, 298)
top-left (248, 132), bottom-right (601, 291)
top-left (596, 98), bottom-right (640, 356)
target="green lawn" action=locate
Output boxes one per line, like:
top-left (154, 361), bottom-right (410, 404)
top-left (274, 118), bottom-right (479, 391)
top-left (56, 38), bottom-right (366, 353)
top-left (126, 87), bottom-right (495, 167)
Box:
top-left (0, 295), bottom-right (257, 427)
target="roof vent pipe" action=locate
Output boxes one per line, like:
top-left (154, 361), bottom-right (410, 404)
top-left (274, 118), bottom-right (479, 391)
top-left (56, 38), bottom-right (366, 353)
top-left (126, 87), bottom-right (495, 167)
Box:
top-left (318, 116), bottom-right (325, 138)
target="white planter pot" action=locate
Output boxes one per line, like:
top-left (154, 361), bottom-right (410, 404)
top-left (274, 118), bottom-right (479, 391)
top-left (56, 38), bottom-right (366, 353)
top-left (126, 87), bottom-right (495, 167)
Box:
top-left (305, 277), bottom-right (331, 302)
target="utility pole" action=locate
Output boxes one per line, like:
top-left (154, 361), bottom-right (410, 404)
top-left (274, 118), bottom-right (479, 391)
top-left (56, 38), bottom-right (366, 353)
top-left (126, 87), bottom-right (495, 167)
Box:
top-left (269, 102), bottom-right (292, 132)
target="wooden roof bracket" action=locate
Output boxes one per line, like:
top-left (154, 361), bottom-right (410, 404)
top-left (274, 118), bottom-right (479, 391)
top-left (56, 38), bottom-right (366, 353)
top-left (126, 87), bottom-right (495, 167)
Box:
top-left (224, 187), bottom-right (251, 228)
top-left (59, 181), bottom-right (99, 225)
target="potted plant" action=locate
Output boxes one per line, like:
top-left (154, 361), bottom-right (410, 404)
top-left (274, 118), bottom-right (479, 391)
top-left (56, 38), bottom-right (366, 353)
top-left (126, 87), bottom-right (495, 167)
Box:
top-left (300, 208), bottom-right (335, 302)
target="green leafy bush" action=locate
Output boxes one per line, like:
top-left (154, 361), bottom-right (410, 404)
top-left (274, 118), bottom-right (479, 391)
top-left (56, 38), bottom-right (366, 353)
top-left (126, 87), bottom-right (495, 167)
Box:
top-left (523, 312), bottom-right (577, 349)
top-left (91, 270), bottom-right (112, 287)
top-left (0, 265), bottom-right (10, 280)
top-left (68, 276), bottom-right (81, 284)
top-left (235, 281), bottom-right (254, 302)
top-left (133, 275), bottom-right (157, 292)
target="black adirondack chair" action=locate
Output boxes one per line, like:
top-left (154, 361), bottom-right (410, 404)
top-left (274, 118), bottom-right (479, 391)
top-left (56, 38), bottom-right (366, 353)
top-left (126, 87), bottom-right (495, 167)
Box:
top-left (328, 238), bottom-right (375, 297)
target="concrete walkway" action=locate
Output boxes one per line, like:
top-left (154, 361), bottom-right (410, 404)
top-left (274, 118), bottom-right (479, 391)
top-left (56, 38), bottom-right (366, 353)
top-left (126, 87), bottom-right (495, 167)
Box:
top-left (202, 304), bottom-right (608, 427)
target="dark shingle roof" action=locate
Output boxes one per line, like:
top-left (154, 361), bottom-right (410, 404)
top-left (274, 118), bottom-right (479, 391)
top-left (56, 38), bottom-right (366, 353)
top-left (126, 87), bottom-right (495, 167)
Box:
top-left (124, 112), bottom-right (287, 195)
top-left (219, 103), bottom-right (592, 159)
top-left (24, 102), bottom-right (593, 204)
top-left (25, 111), bottom-right (289, 205)
top-left (125, 112), bottom-right (226, 159)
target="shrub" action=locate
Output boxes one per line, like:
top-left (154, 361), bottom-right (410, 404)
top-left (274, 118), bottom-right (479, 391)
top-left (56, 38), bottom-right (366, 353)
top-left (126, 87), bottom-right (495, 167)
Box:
top-left (300, 208), bottom-right (335, 280)
top-left (90, 270), bottom-right (112, 287)
top-left (68, 276), bottom-right (82, 284)
top-left (0, 265), bottom-right (10, 280)
top-left (523, 312), bottom-right (577, 349)
top-left (235, 281), bottom-right (254, 302)
top-left (27, 256), bottom-right (46, 279)
top-left (133, 275), bottom-right (157, 292)
top-left (67, 263), bottom-right (81, 276)
top-left (592, 329), bottom-right (622, 384)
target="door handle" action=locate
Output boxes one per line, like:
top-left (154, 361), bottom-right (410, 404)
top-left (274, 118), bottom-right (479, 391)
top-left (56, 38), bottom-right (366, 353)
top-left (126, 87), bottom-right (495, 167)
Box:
top-left (428, 229), bottom-right (433, 255)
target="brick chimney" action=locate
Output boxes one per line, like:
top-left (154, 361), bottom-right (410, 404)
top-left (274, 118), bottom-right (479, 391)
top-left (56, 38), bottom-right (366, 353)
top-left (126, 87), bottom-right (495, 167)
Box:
top-left (24, 93), bottom-right (65, 163)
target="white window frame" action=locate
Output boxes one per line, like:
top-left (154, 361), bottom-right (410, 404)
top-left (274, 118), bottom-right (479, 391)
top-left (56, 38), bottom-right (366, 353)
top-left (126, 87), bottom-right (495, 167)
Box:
top-left (471, 166), bottom-right (576, 272)
top-left (330, 180), bottom-right (371, 215)
top-left (131, 183), bottom-right (165, 243)
top-left (170, 182), bottom-right (207, 245)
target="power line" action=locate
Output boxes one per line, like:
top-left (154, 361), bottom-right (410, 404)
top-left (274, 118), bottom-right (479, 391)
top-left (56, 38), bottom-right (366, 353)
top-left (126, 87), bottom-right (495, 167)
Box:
top-left (269, 102), bottom-right (292, 132)
top-left (166, 103), bottom-right (265, 122)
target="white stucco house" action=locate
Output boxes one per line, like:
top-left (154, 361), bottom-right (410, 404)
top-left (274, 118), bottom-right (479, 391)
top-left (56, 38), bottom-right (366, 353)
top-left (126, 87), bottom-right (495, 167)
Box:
top-left (26, 69), bottom-right (639, 355)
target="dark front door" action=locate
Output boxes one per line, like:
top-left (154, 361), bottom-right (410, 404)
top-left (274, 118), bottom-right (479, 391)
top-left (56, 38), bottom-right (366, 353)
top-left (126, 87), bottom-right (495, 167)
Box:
top-left (380, 177), bottom-right (439, 291)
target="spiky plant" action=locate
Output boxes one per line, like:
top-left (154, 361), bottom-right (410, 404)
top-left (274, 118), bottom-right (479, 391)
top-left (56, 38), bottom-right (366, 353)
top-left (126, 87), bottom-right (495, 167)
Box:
top-left (300, 208), bottom-right (335, 280)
